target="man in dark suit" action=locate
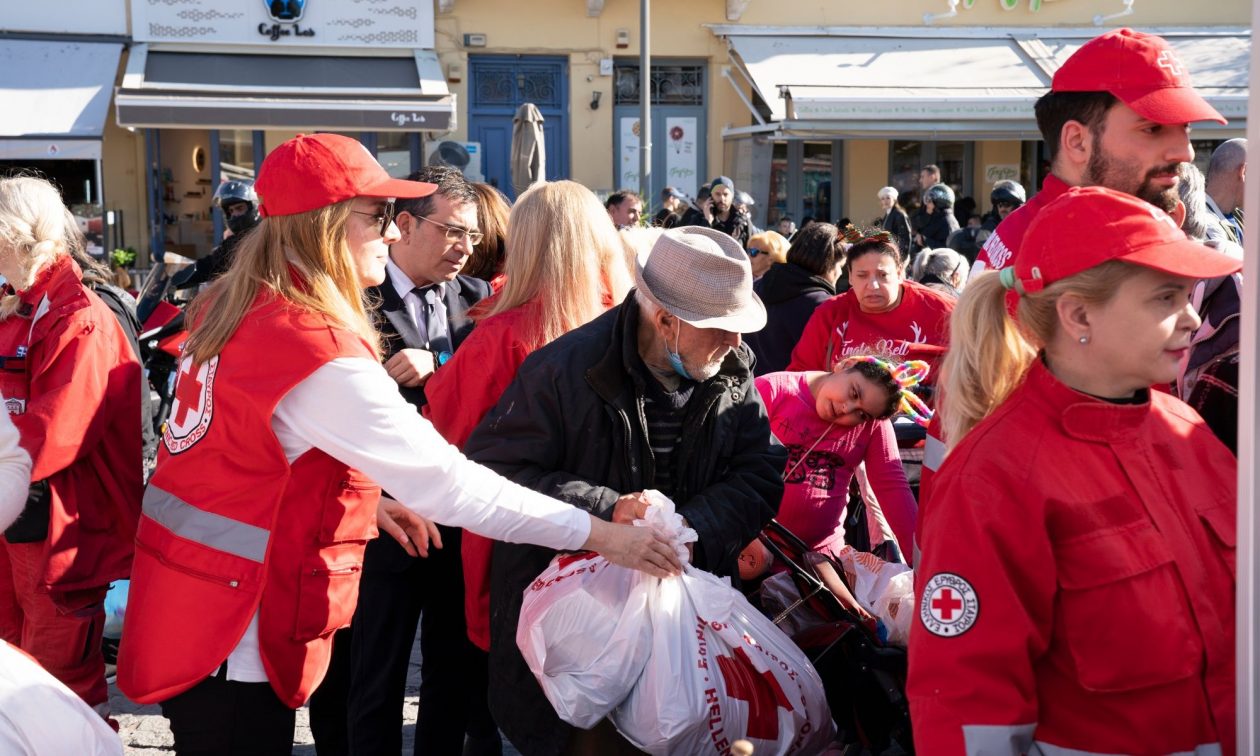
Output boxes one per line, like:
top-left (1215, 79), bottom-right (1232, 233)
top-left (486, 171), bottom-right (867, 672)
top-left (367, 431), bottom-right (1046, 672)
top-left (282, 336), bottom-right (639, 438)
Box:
top-left (309, 166), bottom-right (496, 756)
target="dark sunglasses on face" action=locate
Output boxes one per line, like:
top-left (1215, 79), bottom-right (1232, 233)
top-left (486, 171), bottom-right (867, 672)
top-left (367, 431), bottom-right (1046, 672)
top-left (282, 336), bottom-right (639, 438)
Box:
top-left (747, 247), bottom-right (764, 258)
top-left (351, 200), bottom-right (397, 236)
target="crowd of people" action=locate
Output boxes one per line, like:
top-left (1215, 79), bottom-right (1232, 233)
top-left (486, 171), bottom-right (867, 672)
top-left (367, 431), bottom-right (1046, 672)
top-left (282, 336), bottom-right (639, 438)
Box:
top-left (0, 24), bottom-right (1247, 756)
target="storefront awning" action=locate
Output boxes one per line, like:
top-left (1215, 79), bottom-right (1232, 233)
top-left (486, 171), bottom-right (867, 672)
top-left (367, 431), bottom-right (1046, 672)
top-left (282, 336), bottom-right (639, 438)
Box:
top-left (115, 45), bottom-right (455, 132)
top-left (0, 39), bottom-right (124, 159)
top-left (712, 26), bottom-right (1249, 138)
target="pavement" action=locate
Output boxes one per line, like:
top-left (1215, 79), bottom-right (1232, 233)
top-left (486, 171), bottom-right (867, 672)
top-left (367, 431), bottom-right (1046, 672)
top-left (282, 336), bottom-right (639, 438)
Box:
top-left (110, 628), bottom-right (521, 755)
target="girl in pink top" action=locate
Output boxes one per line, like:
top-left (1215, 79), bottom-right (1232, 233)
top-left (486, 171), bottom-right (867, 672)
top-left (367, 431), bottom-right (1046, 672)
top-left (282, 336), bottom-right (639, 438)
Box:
top-left (755, 356), bottom-right (929, 561)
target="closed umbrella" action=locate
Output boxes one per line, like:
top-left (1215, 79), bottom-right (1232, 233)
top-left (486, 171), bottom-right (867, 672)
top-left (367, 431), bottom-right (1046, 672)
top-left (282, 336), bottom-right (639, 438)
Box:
top-left (511, 103), bottom-right (546, 197)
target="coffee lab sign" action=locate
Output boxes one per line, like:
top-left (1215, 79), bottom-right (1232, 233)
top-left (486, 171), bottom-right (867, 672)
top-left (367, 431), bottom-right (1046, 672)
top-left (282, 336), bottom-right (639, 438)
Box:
top-left (131, 0), bottom-right (435, 50)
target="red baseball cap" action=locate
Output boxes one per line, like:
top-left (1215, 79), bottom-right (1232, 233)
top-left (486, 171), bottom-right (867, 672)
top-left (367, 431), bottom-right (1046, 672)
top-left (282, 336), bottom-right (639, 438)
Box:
top-left (1052, 28), bottom-right (1226, 125)
top-left (1016, 187), bottom-right (1241, 293)
top-left (254, 133), bottom-right (436, 217)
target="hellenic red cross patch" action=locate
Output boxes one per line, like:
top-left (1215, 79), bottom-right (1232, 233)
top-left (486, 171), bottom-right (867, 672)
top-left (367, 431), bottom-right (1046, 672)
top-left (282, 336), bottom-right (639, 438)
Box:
top-left (163, 355), bottom-right (218, 454)
top-left (920, 573), bottom-right (980, 637)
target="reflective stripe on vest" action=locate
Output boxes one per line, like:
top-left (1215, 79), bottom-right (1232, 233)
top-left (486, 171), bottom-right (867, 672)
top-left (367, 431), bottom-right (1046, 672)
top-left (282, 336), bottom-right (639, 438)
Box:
top-left (962, 724), bottom-right (1222, 756)
top-left (1033, 742), bottom-right (1221, 756)
top-left (142, 485), bottom-right (269, 563)
top-left (923, 433), bottom-right (947, 472)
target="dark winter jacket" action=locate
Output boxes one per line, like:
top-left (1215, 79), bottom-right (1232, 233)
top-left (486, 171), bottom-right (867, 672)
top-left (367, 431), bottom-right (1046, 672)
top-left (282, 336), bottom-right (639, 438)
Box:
top-left (879, 207), bottom-right (913, 256)
top-left (464, 293), bottom-right (786, 756)
top-left (918, 208), bottom-right (960, 250)
top-left (745, 262), bottom-right (835, 376)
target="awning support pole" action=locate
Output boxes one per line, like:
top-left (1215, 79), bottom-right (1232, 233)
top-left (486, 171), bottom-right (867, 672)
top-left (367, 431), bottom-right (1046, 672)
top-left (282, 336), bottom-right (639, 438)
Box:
top-left (721, 66), bottom-right (766, 126)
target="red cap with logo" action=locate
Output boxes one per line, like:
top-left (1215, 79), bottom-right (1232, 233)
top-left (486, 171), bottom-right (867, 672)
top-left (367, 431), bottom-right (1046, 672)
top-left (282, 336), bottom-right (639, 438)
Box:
top-left (1052, 28), bottom-right (1226, 125)
top-left (1016, 187), bottom-right (1241, 293)
top-left (254, 133), bottom-right (436, 218)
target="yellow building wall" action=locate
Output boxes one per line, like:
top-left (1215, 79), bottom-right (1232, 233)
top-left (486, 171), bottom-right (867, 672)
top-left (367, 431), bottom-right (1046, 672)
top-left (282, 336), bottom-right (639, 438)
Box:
top-left (101, 117), bottom-right (147, 261)
top-left (845, 141), bottom-right (891, 227)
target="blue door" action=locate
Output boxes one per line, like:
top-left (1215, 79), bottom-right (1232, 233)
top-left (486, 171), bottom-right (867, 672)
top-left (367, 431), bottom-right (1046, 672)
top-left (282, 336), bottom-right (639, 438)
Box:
top-left (468, 55), bottom-right (568, 200)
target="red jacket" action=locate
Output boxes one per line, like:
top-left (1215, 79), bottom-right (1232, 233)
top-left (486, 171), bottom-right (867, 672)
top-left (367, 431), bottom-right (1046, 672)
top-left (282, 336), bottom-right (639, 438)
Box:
top-left (973, 174), bottom-right (1071, 274)
top-left (424, 298), bottom-right (545, 651)
top-left (118, 294), bottom-right (380, 707)
top-left (786, 281), bottom-right (953, 380)
top-left (0, 256), bottom-right (141, 609)
top-left (909, 360), bottom-right (1235, 755)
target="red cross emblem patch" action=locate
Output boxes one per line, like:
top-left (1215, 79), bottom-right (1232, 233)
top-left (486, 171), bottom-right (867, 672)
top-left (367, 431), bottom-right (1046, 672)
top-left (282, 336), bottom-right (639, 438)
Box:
top-left (163, 355), bottom-right (218, 454)
top-left (920, 573), bottom-right (979, 637)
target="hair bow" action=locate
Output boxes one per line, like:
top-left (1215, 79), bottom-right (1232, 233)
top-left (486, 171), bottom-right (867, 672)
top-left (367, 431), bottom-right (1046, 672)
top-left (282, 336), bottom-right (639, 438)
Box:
top-left (843, 355), bottom-right (934, 427)
top-left (841, 224), bottom-right (865, 244)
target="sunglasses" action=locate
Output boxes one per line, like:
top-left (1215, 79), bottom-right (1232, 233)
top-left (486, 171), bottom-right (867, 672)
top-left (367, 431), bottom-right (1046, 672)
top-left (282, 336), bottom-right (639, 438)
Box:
top-left (351, 200), bottom-right (397, 236)
top-left (415, 214), bottom-right (485, 246)
top-left (747, 247), bottom-right (765, 258)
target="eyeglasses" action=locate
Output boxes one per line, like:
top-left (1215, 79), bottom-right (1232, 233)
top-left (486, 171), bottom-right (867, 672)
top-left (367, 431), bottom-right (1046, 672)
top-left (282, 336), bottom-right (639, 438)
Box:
top-left (351, 200), bottom-right (397, 236)
top-left (415, 214), bottom-right (484, 246)
top-left (747, 248), bottom-right (764, 258)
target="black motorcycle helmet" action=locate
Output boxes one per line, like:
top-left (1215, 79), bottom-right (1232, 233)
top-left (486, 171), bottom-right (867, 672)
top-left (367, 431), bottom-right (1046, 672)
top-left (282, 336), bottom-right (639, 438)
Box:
top-left (990, 180), bottom-right (1027, 209)
top-left (924, 183), bottom-right (955, 211)
top-left (213, 179), bottom-right (260, 236)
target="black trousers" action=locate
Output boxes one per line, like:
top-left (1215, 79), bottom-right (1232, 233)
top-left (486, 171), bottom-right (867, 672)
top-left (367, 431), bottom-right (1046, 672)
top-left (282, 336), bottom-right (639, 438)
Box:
top-left (310, 526), bottom-right (500, 756)
top-left (161, 667), bottom-right (296, 756)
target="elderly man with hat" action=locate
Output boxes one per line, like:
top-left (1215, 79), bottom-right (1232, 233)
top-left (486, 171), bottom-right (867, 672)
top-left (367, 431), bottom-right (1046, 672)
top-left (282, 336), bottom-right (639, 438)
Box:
top-left (464, 226), bottom-right (786, 755)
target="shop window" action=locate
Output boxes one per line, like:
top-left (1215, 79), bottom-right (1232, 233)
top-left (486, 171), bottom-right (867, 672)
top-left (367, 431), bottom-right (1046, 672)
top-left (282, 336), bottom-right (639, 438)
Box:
top-left (376, 132), bottom-right (412, 178)
top-left (1191, 139), bottom-right (1226, 181)
top-left (767, 142), bottom-right (789, 224)
top-left (889, 140), bottom-right (973, 213)
top-left (802, 142), bottom-right (833, 224)
top-left (613, 64), bottom-right (704, 106)
top-left (218, 130), bottom-right (256, 179)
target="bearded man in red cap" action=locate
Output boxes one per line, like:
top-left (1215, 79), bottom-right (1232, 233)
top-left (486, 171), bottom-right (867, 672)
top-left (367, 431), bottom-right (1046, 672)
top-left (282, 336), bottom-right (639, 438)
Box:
top-left (921, 28), bottom-right (1227, 496)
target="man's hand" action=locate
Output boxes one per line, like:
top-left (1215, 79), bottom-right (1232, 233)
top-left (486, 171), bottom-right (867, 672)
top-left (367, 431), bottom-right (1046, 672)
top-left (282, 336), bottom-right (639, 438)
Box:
top-left (612, 491), bottom-right (653, 524)
top-left (384, 348), bottom-right (437, 388)
top-left (377, 496), bottom-right (443, 558)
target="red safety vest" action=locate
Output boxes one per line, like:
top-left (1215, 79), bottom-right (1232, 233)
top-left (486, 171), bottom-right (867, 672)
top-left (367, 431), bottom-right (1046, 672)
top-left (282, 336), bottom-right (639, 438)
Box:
top-left (117, 293), bottom-right (381, 708)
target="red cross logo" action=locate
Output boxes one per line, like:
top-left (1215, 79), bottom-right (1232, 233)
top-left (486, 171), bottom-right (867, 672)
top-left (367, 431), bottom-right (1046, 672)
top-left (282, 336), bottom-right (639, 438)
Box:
top-left (931, 588), bottom-right (963, 621)
top-left (1156, 50), bottom-right (1184, 78)
top-left (716, 647), bottom-right (793, 740)
top-left (173, 360), bottom-right (204, 427)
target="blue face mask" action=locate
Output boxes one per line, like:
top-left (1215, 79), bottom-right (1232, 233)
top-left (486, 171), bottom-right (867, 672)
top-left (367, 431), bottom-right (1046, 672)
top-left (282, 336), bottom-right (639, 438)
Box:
top-left (665, 319), bottom-right (694, 381)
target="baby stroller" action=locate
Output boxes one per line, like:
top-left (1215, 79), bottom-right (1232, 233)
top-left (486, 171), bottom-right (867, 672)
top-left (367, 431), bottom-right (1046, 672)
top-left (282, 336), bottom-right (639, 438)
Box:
top-left (753, 520), bottom-right (913, 755)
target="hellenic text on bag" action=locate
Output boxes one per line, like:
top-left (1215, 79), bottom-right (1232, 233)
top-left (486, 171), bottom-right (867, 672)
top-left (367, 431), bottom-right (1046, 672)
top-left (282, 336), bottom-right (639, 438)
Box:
top-left (611, 568), bottom-right (835, 755)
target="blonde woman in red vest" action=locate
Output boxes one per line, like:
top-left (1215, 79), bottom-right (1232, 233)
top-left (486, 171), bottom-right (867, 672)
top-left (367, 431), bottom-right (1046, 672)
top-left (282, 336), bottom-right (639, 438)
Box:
top-left (116, 134), bottom-right (682, 755)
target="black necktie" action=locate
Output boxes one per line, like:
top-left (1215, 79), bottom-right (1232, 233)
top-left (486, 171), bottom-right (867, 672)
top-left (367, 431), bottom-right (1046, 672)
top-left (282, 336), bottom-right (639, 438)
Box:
top-left (414, 286), bottom-right (451, 354)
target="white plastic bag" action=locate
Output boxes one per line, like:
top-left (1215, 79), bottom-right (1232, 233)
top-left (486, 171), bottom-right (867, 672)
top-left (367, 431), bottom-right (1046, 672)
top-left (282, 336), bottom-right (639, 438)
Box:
top-left (834, 546), bottom-right (915, 647)
top-left (612, 505), bottom-right (835, 755)
top-left (516, 490), bottom-right (696, 728)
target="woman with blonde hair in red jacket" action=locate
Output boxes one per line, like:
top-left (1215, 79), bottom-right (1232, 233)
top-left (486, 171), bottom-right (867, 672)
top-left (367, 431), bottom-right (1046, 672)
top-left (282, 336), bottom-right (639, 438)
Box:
top-left (424, 179), bottom-right (635, 654)
top-left (910, 187), bottom-right (1239, 755)
top-left (0, 175), bottom-right (141, 721)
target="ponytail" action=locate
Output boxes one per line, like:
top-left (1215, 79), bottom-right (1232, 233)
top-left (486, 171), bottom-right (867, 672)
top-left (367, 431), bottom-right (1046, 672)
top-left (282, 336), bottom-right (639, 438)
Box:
top-left (940, 272), bottom-right (1035, 448)
top-left (940, 260), bottom-right (1132, 448)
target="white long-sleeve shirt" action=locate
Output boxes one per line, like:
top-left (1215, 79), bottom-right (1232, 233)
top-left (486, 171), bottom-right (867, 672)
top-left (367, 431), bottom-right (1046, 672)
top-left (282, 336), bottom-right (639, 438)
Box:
top-left (0, 405), bottom-right (31, 531)
top-left (227, 357), bottom-right (591, 682)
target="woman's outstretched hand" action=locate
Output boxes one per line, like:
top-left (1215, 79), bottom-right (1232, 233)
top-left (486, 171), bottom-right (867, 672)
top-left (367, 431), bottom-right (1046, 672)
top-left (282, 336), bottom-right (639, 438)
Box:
top-left (583, 516), bottom-right (684, 579)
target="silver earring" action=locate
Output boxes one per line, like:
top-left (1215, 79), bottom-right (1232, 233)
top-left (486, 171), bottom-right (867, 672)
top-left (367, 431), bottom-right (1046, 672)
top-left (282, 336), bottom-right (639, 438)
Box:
top-left (1079, 335), bottom-right (1089, 345)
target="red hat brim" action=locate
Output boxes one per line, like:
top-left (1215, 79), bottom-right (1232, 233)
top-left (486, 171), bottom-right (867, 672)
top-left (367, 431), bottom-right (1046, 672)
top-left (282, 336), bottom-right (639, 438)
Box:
top-left (1114, 85), bottom-right (1227, 125)
top-left (360, 176), bottom-right (438, 200)
top-left (1119, 236), bottom-right (1241, 280)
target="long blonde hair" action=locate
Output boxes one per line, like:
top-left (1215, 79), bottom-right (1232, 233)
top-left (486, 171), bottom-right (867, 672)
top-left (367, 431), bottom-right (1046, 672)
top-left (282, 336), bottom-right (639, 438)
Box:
top-left (940, 260), bottom-right (1131, 448)
top-left (487, 181), bottom-right (633, 344)
top-left (0, 176), bottom-right (71, 318)
top-left (183, 199), bottom-right (381, 363)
